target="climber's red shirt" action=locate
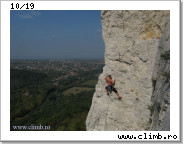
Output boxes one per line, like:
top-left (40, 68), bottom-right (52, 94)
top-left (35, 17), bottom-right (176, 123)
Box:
top-left (105, 77), bottom-right (113, 85)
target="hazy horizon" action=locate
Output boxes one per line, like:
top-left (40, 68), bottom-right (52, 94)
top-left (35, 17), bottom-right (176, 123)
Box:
top-left (10, 57), bottom-right (104, 61)
top-left (10, 10), bottom-right (105, 60)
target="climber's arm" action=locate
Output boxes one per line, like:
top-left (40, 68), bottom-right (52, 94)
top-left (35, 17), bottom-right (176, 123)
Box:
top-left (105, 75), bottom-right (109, 80)
top-left (112, 79), bottom-right (116, 85)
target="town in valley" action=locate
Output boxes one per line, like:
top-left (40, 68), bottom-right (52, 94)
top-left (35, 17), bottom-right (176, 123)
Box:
top-left (10, 59), bottom-right (104, 131)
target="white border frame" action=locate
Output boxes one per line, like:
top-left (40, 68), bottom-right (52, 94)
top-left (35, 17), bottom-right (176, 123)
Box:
top-left (1, 0), bottom-right (180, 141)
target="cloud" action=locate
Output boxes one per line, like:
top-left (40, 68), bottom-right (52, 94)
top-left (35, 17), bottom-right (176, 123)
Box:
top-left (17, 11), bottom-right (41, 19)
top-left (31, 11), bottom-right (41, 16)
top-left (18, 14), bottom-right (33, 19)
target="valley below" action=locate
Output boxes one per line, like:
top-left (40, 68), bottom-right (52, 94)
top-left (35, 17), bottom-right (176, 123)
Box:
top-left (10, 59), bottom-right (104, 131)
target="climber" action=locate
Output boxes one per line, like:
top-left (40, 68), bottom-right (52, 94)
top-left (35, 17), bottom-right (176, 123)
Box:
top-left (105, 74), bottom-right (122, 99)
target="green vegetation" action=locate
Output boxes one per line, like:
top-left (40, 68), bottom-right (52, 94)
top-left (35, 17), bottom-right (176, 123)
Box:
top-left (11, 69), bottom-right (47, 89)
top-left (11, 90), bottom-right (94, 131)
top-left (10, 69), bottom-right (50, 121)
top-left (80, 79), bottom-right (98, 87)
top-left (63, 87), bottom-right (93, 96)
top-left (10, 60), bottom-right (104, 131)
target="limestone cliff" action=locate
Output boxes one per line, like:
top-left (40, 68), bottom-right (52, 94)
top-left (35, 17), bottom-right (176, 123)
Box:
top-left (86, 10), bottom-right (170, 131)
top-left (151, 18), bottom-right (170, 131)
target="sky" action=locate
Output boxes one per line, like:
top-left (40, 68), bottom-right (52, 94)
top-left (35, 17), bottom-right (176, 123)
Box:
top-left (10, 10), bottom-right (105, 60)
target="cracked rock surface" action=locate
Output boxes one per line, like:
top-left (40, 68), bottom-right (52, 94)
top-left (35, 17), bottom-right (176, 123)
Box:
top-left (86, 10), bottom-right (170, 131)
top-left (151, 18), bottom-right (170, 131)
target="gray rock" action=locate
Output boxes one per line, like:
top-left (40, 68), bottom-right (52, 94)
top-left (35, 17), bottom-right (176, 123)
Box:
top-left (151, 19), bottom-right (170, 131)
top-left (86, 10), bottom-right (170, 131)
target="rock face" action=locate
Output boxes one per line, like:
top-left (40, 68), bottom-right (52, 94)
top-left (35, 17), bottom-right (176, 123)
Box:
top-left (151, 19), bottom-right (170, 131)
top-left (86, 10), bottom-right (170, 131)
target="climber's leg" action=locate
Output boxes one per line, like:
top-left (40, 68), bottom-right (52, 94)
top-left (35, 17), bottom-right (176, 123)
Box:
top-left (105, 86), bottom-right (109, 95)
top-left (113, 87), bottom-right (122, 99)
top-left (116, 92), bottom-right (122, 99)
